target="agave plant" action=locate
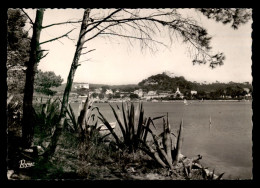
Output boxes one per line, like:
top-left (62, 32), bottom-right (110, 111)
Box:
top-left (201, 167), bottom-right (225, 180)
top-left (65, 97), bottom-right (111, 144)
top-left (77, 97), bottom-right (100, 139)
top-left (138, 114), bottom-right (184, 170)
top-left (33, 97), bottom-right (61, 150)
top-left (97, 102), bottom-right (164, 153)
top-left (34, 97), bottom-right (61, 135)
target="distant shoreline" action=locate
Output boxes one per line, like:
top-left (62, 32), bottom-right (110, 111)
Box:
top-left (33, 95), bottom-right (252, 104)
top-left (107, 99), bottom-right (251, 103)
top-left (71, 99), bottom-right (252, 104)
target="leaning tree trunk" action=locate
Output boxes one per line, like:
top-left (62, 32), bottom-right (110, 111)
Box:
top-left (22, 9), bottom-right (44, 148)
top-left (43, 9), bottom-right (91, 158)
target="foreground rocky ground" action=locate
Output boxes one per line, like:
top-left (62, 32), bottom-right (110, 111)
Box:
top-left (7, 140), bottom-right (219, 181)
top-left (7, 124), bottom-right (224, 181)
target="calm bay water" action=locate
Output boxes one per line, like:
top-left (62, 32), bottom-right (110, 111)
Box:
top-left (70, 100), bottom-right (252, 180)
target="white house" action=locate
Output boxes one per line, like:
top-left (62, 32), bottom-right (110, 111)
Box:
top-left (105, 89), bottom-right (113, 95)
top-left (74, 83), bottom-right (89, 89)
top-left (191, 90), bottom-right (197, 95)
top-left (148, 90), bottom-right (157, 96)
top-left (243, 88), bottom-right (250, 93)
top-left (158, 92), bottom-right (169, 98)
top-left (94, 88), bottom-right (102, 94)
top-left (134, 89), bottom-right (143, 97)
top-left (143, 90), bottom-right (158, 100)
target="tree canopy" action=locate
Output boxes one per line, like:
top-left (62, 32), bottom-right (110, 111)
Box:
top-left (34, 69), bottom-right (63, 96)
top-left (7, 9), bottom-right (30, 96)
top-left (138, 72), bottom-right (193, 92)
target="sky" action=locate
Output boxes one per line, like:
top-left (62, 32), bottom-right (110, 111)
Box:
top-left (24, 9), bottom-right (252, 85)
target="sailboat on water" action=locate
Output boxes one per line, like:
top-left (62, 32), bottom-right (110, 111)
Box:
top-left (184, 99), bottom-right (188, 105)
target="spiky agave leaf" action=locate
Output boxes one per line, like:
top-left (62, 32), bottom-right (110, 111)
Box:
top-left (100, 132), bottom-right (112, 141)
top-left (85, 97), bottom-right (95, 124)
top-left (143, 117), bottom-right (154, 142)
top-left (78, 97), bottom-right (90, 132)
top-left (129, 103), bottom-right (135, 141)
top-left (139, 117), bottom-right (147, 141)
top-left (109, 103), bottom-right (126, 140)
top-left (216, 173), bottom-right (225, 180)
top-left (174, 118), bottom-right (184, 163)
top-left (121, 102), bottom-right (129, 137)
top-left (144, 125), bottom-right (174, 170)
top-left (46, 98), bottom-right (59, 123)
top-left (79, 97), bottom-right (95, 130)
top-left (152, 115), bottom-right (165, 121)
top-left (97, 108), bottom-right (121, 147)
top-left (212, 169), bottom-right (215, 179)
top-left (201, 167), bottom-right (208, 180)
top-left (142, 114), bottom-right (164, 142)
top-left (163, 114), bottom-right (172, 164)
top-left (134, 102), bottom-right (141, 127)
top-left (138, 139), bottom-right (167, 168)
top-left (66, 103), bottom-right (78, 130)
top-left (182, 161), bottom-right (190, 179)
top-left (125, 102), bottom-right (131, 137)
top-left (142, 114), bottom-right (165, 142)
top-left (135, 102), bottom-right (145, 147)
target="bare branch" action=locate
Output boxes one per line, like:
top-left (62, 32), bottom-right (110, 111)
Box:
top-left (20, 8), bottom-right (34, 25)
top-left (39, 28), bottom-right (76, 45)
top-left (83, 13), bottom-right (178, 46)
top-left (99, 32), bottom-right (166, 47)
top-left (75, 9), bottom-right (230, 66)
top-left (42, 20), bottom-right (82, 29)
top-left (86, 13), bottom-right (177, 29)
top-left (57, 39), bottom-right (64, 45)
top-left (37, 49), bottom-right (49, 53)
top-left (38, 52), bottom-right (49, 61)
top-left (78, 58), bottom-right (92, 63)
top-left (81, 49), bottom-right (96, 55)
top-left (66, 35), bottom-right (76, 42)
top-left (81, 9), bottom-right (123, 39)
top-left (83, 18), bottom-right (140, 43)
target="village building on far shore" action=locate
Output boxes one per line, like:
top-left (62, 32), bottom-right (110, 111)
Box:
top-left (134, 89), bottom-right (144, 98)
top-left (74, 83), bottom-right (89, 89)
top-left (191, 90), bottom-right (197, 95)
top-left (105, 89), bottom-right (113, 95)
top-left (157, 92), bottom-right (170, 98)
top-left (243, 88), bottom-right (252, 99)
top-left (142, 90), bottom-right (158, 100)
top-left (94, 88), bottom-right (102, 94)
top-left (174, 87), bottom-right (184, 99)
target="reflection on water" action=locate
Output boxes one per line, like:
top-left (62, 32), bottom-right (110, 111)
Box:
top-left (70, 100), bottom-right (252, 180)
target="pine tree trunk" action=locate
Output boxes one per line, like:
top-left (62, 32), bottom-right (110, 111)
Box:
top-left (43, 9), bottom-right (91, 158)
top-left (22, 9), bottom-right (44, 148)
